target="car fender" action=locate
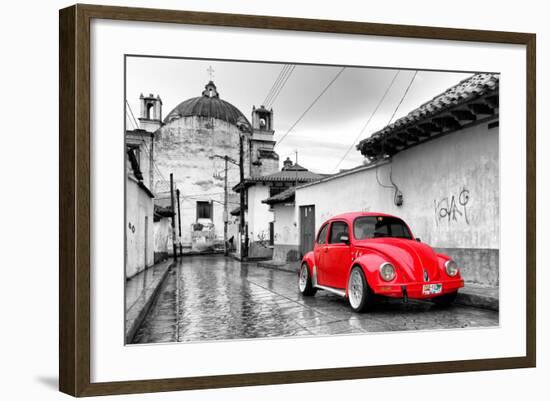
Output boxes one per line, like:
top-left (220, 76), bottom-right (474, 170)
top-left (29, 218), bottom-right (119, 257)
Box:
top-left (301, 251), bottom-right (315, 276)
top-left (346, 250), bottom-right (389, 292)
top-left (436, 252), bottom-right (451, 262)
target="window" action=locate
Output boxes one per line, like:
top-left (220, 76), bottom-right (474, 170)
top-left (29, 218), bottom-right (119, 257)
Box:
top-left (329, 221), bottom-right (349, 244)
top-left (317, 224), bottom-right (329, 244)
top-left (196, 201), bottom-right (213, 220)
top-left (353, 216), bottom-right (412, 240)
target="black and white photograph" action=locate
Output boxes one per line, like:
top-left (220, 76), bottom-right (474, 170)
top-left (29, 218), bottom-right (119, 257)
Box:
top-left (124, 57), bottom-right (500, 345)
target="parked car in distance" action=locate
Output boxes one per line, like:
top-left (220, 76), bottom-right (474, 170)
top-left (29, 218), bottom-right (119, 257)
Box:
top-left (298, 212), bottom-right (464, 312)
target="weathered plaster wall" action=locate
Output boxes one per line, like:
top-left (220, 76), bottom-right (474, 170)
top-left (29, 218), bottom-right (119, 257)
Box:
top-left (295, 121), bottom-right (499, 284)
top-left (272, 203), bottom-right (300, 262)
top-left (246, 185), bottom-right (273, 258)
top-left (249, 138), bottom-right (279, 176)
top-left (125, 177), bottom-right (154, 278)
top-left (153, 217), bottom-right (172, 261)
top-left (153, 116), bottom-right (250, 246)
top-left (247, 185), bottom-right (272, 241)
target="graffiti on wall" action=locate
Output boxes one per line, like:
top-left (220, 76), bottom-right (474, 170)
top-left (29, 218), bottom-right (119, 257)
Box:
top-left (434, 187), bottom-right (471, 226)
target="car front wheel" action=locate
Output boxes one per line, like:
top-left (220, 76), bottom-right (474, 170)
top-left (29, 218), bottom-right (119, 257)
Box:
top-left (298, 263), bottom-right (317, 296)
top-left (347, 266), bottom-right (374, 312)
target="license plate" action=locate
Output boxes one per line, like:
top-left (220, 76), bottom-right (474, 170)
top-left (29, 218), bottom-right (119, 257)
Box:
top-left (422, 283), bottom-right (442, 295)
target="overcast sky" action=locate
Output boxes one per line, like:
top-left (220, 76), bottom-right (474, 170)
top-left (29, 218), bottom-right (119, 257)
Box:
top-left (126, 57), bottom-right (472, 174)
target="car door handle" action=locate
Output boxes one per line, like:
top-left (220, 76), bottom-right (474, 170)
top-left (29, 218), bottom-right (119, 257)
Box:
top-left (324, 248), bottom-right (328, 253)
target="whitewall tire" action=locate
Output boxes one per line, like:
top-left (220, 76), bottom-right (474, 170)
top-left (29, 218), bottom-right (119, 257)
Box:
top-left (298, 263), bottom-right (317, 296)
top-left (347, 266), bottom-right (374, 312)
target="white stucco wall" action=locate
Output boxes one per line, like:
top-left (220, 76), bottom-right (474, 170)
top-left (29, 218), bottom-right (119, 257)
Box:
top-left (125, 177), bottom-right (154, 278)
top-left (273, 204), bottom-right (298, 246)
top-left (153, 217), bottom-right (172, 255)
top-left (246, 185), bottom-right (273, 244)
top-left (295, 120), bottom-right (499, 251)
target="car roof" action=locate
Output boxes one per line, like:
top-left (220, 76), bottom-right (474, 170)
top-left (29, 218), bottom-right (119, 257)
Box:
top-left (328, 212), bottom-right (400, 223)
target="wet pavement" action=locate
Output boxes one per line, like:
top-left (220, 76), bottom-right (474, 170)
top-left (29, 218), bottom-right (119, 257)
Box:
top-left (131, 255), bottom-right (498, 344)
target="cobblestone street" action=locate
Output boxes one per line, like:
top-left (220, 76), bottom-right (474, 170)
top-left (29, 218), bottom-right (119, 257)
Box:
top-left (132, 255), bottom-right (498, 344)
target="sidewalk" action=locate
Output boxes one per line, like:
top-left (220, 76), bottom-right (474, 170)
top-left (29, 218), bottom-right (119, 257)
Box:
top-left (256, 260), bottom-right (498, 311)
top-left (125, 259), bottom-right (174, 343)
top-left (257, 260), bottom-right (300, 273)
top-left (455, 282), bottom-right (499, 311)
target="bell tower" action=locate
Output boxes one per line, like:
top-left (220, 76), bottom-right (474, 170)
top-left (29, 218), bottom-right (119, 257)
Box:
top-left (138, 93), bottom-right (163, 133)
top-left (249, 105), bottom-right (279, 176)
top-left (252, 105), bottom-right (273, 133)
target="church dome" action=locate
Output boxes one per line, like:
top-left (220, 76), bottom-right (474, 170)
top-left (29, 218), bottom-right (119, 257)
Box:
top-left (164, 81), bottom-right (250, 126)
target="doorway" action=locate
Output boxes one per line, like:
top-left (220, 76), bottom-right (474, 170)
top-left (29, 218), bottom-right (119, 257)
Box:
top-left (299, 205), bottom-right (316, 257)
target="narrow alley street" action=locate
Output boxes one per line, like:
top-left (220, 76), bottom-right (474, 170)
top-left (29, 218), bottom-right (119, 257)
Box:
top-left (131, 255), bottom-right (498, 344)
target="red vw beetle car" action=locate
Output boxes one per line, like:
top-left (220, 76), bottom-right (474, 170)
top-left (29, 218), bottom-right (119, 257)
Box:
top-left (298, 212), bottom-right (464, 312)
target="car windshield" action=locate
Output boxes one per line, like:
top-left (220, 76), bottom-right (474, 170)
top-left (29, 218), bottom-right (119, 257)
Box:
top-left (353, 216), bottom-right (412, 240)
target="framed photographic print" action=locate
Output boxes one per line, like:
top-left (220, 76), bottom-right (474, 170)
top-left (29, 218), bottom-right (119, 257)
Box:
top-left (59, 4), bottom-right (536, 397)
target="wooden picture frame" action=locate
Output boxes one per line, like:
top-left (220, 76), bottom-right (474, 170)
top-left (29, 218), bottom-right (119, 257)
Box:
top-left (59, 3), bottom-right (536, 397)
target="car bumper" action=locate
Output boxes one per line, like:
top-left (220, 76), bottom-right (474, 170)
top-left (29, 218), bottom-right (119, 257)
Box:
top-left (371, 278), bottom-right (464, 300)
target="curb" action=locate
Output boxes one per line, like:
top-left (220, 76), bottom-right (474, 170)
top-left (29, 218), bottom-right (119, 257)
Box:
top-left (125, 261), bottom-right (174, 344)
top-left (455, 290), bottom-right (499, 311)
top-left (257, 262), bottom-right (300, 274)
top-left (257, 262), bottom-right (499, 311)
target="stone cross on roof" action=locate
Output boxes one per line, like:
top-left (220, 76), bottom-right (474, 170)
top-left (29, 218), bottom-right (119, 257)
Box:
top-left (206, 65), bottom-right (215, 81)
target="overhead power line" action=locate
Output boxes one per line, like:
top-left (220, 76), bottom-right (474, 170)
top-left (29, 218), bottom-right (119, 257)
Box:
top-left (386, 70), bottom-right (418, 125)
top-left (265, 65), bottom-right (295, 109)
top-left (331, 70), bottom-right (401, 173)
top-left (125, 100), bottom-right (170, 186)
top-left (277, 67), bottom-right (347, 146)
top-left (126, 100), bottom-right (139, 129)
top-left (263, 64), bottom-right (289, 106)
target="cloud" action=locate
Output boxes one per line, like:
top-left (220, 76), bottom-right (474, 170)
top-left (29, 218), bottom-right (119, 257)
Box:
top-left (127, 57), bottom-right (472, 174)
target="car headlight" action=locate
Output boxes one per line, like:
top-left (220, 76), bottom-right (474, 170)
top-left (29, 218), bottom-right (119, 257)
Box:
top-left (379, 262), bottom-right (396, 281)
top-left (445, 260), bottom-right (459, 277)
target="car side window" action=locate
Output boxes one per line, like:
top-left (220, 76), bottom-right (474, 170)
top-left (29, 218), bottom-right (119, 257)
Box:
top-left (317, 224), bottom-right (329, 245)
top-left (329, 221), bottom-right (349, 244)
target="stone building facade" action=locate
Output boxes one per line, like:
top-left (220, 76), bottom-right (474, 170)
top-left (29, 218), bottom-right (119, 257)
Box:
top-left (135, 81), bottom-right (280, 253)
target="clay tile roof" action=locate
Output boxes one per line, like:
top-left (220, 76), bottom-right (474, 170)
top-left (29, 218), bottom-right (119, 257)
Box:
top-left (262, 187), bottom-right (296, 205)
top-left (251, 169), bottom-right (323, 182)
top-left (282, 162), bottom-right (308, 171)
top-left (357, 73), bottom-right (499, 160)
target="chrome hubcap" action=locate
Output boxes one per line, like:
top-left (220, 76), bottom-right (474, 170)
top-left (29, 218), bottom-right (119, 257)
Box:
top-left (299, 265), bottom-right (308, 292)
top-left (348, 270), bottom-right (363, 309)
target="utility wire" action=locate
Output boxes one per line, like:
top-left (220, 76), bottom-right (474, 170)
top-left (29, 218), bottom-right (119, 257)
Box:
top-left (266, 65), bottom-right (292, 107)
top-left (380, 70), bottom-right (418, 158)
top-left (265, 65), bottom-right (295, 108)
top-left (126, 109), bottom-right (137, 130)
top-left (263, 65), bottom-right (290, 106)
top-left (126, 100), bottom-right (139, 129)
top-left (387, 70), bottom-right (418, 125)
top-left (277, 67), bottom-right (346, 146)
top-left (125, 100), bottom-right (169, 186)
top-left (331, 70), bottom-right (400, 172)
